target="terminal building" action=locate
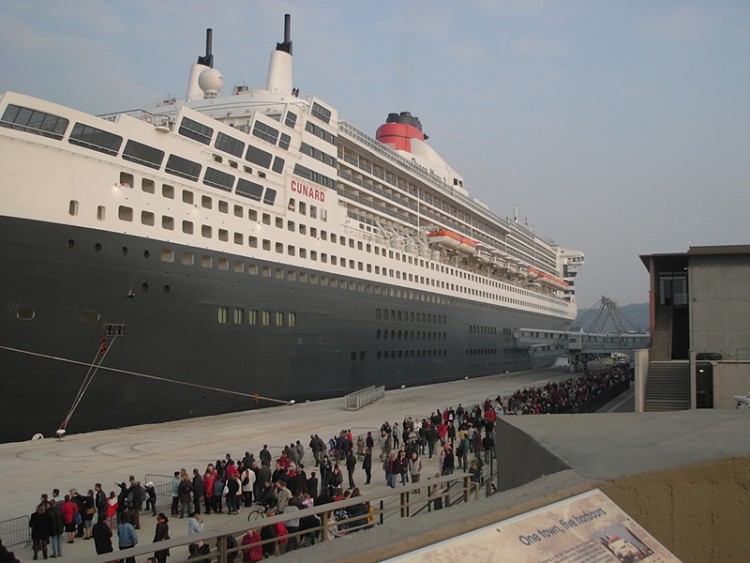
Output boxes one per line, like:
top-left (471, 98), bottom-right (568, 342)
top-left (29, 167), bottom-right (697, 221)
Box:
top-left (637, 245), bottom-right (750, 411)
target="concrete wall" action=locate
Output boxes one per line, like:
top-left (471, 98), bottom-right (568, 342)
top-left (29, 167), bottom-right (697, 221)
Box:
top-left (634, 347), bottom-right (649, 412)
top-left (690, 254), bottom-right (750, 352)
top-left (601, 457), bottom-right (750, 563)
top-left (713, 361), bottom-right (750, 408)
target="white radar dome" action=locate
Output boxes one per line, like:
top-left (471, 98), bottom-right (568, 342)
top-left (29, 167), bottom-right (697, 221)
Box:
top-left (199, 68), bottom-right (224, 98)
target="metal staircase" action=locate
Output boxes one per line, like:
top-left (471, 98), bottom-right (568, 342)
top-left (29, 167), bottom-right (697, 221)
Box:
top-left (644, 360), bottom-right (691, 411)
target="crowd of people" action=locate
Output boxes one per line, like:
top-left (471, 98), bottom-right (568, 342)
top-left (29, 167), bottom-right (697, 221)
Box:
top-left (24, 366), bottom-right (629, 561)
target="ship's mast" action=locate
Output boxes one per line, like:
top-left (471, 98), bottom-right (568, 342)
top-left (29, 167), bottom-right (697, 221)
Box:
top-left (266, 14), bottom-right (294, 94)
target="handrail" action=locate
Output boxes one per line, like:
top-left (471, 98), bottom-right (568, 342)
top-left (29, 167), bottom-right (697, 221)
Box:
top-left (76, 471), bottom-right (483, 562)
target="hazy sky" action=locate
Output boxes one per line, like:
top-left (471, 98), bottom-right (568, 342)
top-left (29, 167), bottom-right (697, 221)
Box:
top-left (2, 1), bottom-right (748, 308)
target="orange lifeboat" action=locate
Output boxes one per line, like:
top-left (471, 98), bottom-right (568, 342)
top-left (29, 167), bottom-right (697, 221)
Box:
top-left (428, 228), bottom-right (461, 249)
top-left (528, 267), bottom-right (568, 290)
top-left (457, 236), bottom-right (477, 255)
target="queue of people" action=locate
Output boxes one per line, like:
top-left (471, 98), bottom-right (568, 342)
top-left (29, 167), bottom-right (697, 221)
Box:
top-left (25, 367), bottom-right (628, 560)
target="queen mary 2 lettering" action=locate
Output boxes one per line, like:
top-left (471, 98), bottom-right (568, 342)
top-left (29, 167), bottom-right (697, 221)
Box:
top-left (0, 13), bottom-right (584, 442)
top-left (291, 179), bottom-right (325, 202)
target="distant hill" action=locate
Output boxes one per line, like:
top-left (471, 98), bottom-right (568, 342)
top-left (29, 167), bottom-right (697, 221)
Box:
top-left (572, 302), bottom-right (649, 333)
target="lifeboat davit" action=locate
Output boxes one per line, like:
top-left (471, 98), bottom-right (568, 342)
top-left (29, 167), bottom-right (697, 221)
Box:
top-left (428, 228), bottom-right (461, 249)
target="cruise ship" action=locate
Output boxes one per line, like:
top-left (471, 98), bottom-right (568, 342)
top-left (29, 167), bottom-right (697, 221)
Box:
top-left (0, 15), bottom-right (584, 443)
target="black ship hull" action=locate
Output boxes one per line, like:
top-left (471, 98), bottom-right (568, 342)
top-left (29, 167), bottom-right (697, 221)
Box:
top-left (0, 216), bottom-right (567, 443)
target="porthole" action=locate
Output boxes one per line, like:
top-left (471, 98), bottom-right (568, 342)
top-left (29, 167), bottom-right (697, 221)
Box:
top-left (143, 250), bottom-right (150, 259)
top-left (67, 239), bottom-right (75, 248)
top-left (163, 285), bottom-right (171, 294)
top-left (95, 243), bottom-right (102, 252)
top-left (142, 283), bottom-right (149, 293)
top-left (122, 247), bottom-right (128, 255)
top-left (81, 310), bottom-right (100, 322)
top-left (16, 307), bottom-right (35, 321)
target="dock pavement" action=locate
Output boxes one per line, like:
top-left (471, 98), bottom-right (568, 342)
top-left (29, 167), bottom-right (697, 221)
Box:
top-left (0, 367), bottom-right (575, 561)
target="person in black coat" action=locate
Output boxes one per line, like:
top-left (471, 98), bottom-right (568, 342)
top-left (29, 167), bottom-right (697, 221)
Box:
top-left (45, 499), bottom-right (65, 558)
top-left (92, 515), bottom-right (113, 557)
top-left (29, 504), bottom-right (50, 560)
top-left (362, 448), bottom-right (373, 485)
top-left (153, 513), bottom-right (170, 563)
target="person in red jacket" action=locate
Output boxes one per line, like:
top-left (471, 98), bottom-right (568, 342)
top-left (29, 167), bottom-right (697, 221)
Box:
top-left (240, 528), bottom-right (262, 562)
top-left (60, 495), bottom-right (79, 544)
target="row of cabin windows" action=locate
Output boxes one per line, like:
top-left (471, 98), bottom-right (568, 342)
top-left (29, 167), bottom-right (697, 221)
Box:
top-left (468, 325), bottom-right (498, 335)
top-left (217, 307), bottom-right (296, 327)
top-left (376, 329), bottom-right (446, 341)
top-left (374, 349), bottom-right (447, 360)
top-left (75, 197), bottom-right (559, 315)
top-left (375, 309), bottom-right (446, 325)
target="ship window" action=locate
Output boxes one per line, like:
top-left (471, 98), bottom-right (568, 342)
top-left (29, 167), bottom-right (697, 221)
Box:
top-left (68, 200), bottom-right (79, 216)
top-left (321, 253), bottom-right (327, 263)
top-left (202, 225), bottom-right (212, 238)
top-left (275, 217), bottom-right (283, 228)
top-left (275, 312), bottom-right (284, 326)
top-left (16, 307), bottom-right (35, 321)
top-left (262, 310), bottom-right (271, 326)
top-left (279, 133), bottom-right (291, 150)
top-left (1, 104), bottom-right (69, 139)
top-left (262, 239), bottom-right (271, 251)
top-left (181, 252), bottom-right (194, 265)
top-left (201, 195), bottom-right (212, 209)
top-left (122, 139), bottom-right (164, 169)
top-left (311, 251), bottom-right (317, 261)
top-left (97, 206), bottom-right (106, 221)
top-left (245, 145), bottom-right (273, 168)
top-left (331, 256), bottom-right (337, 266)
top-left (233, 308), bottom-right (243, 324)
top-left (249, 310), bottom-right (258, 325)
top-left (179, 116), bottom-right (213, 145)
top-left (218, 258), bottom-right (228, 270)
top-left (182, 190), bottom-right (194, 204)
top-left (287, 245), bottom-right (295, 256)
top-left (285, 112), bottom-right (297, 129)
top-left (288, 312), bottom-right (296, 327)
top-left (275, 242), bottom-right (283, 254)
top-left (287, 270), bottom-right (296, 281)
top-left (201, 255), bottom-right (212, 268)
top-left (162, 215), bottom-right (174, 230)
top-left (234, 232), bottom-right (243, 245)
top-left (310, 206), bottom-right (317, 219)
top-left (162, 184), bottom-right (175, 199)
top-left (248, 236), bottom-right (257, 248)
top-left (218, 200), bottom-right (228, 213)
top-left (218, 229), bottom-right (228, 242)
top-left (161, 248), bottom-right (174, 262)
top-left (272, 156), bottom-right (285, 173)
top-left (217, 307), bottom-right (228, 324)
top-left (68, 123), bottom-right (123, 156)
top-left (182, 220), bottom-right (193, 234)
top-left (236, 178), bottom-right (264, 201)
top-left (204, 167), bottom-right (235, 192)
top-left (142, 178), bottom-right (155, 193)
top-left (299, 202), bottom-right (306, 215)
top-left (300, 249), bottom-right (307, 259)
top-left (81, 310), bottom-right (100, 322)
top-left (215, 131), bottom-right (245, 157)
top-left (299, 273), bottom-right (308, 283)
top-left (118, 206), bottom-right (133, 222)
top-left (234, 205), bottom-right (243, 218)
top-left (248, 264), bottom-right (258, 275)
top-left (249, 209), bottom-right (258, 221)
top-left (252, 121), bottom-right (279, 145)
top-left (166, 154), bottom-right (202, 181)
top-left (311, 102), bottom-right (332, 124)
top-left (119, 172), bottom-right (134, 188)
top-left (141, 211), bottom-right (155, 226)
top-left (263, 188), bottom-right (277, 205)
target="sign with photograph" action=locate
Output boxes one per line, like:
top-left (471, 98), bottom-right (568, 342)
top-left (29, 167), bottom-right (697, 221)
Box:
top-left (388, 489), bottom-right (679, 562)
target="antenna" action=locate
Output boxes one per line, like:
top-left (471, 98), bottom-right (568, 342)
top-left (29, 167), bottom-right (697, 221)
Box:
top-left (197, 28), bottom-right (214, 68)
top-left (276, 14), bottom-right (293, 55)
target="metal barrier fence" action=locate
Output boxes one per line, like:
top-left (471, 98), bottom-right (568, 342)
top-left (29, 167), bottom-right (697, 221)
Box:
top-left (144, 473), bottom-right (176, 511)
top-left (0, 514), bottom-right (29, 547)
top-left (345, 385), bottom-right (385, 410)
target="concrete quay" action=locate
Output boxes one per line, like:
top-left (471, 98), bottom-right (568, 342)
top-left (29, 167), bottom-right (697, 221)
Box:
top-left (0, 368), bottom-right (568, 561)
